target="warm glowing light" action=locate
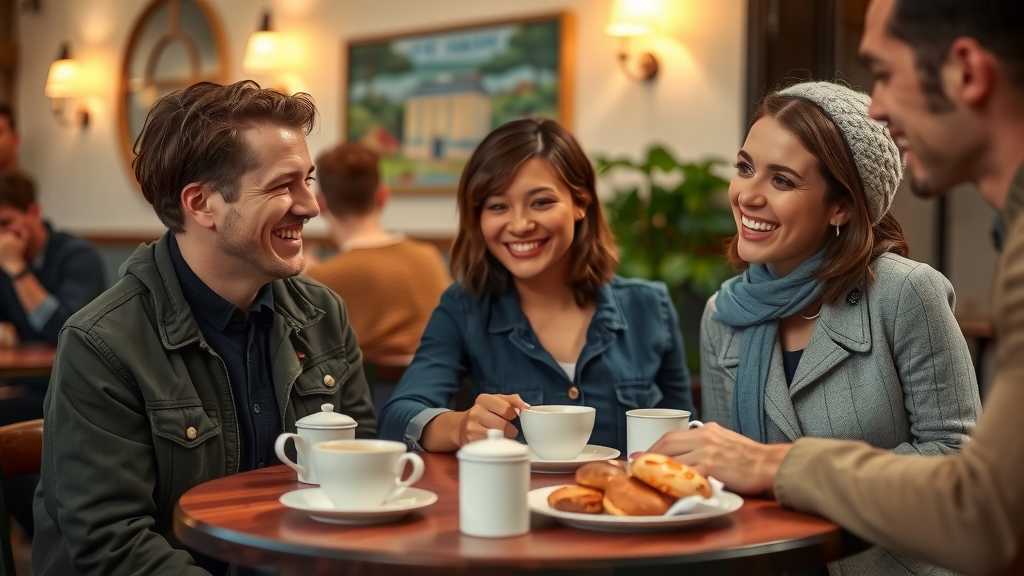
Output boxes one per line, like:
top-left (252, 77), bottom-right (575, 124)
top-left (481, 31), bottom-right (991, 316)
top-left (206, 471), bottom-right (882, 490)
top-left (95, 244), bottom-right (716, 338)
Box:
top-left (45, 58), bottom-right (82, 98)
top-left (243, 30), bottom-right (284, 72)
top-left (607, 0), bottom-right (664, 37)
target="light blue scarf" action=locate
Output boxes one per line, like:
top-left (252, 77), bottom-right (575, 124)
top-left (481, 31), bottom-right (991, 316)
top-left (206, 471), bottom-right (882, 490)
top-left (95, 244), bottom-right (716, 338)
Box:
top-left (713, 250), bottom-right (825, 442)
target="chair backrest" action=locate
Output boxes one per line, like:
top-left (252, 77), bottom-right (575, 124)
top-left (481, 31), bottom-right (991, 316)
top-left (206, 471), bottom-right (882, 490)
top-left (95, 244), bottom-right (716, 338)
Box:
top-left (0, 418), bottom-right (42, 576)
top-left (0, 419), bottom-right (43, 478)
top-left (364, 355), bottom-right (412, 418)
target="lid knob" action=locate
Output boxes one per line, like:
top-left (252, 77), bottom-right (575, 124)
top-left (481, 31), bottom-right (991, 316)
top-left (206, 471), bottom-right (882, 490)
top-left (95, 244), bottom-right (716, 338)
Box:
top-left (321, 403), bottom-right (334, 413)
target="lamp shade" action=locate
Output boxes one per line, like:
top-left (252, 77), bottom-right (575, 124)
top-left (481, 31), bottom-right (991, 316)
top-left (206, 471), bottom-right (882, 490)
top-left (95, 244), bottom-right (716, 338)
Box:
top-left (45, 57), bottom-right (81, 98)
top-left (243, 30), bottom-right (284, 72)
top-left (607, 0), bottom-right (663, 37)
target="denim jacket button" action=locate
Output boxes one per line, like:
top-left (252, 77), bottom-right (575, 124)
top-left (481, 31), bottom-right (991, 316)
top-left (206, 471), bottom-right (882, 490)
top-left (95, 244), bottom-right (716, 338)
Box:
top-left (323, 374), bottom-right (336, 388)
top-left (185, 426), bottom-right (198, 441)
top-left (567, 386), bottom-right (580, 400)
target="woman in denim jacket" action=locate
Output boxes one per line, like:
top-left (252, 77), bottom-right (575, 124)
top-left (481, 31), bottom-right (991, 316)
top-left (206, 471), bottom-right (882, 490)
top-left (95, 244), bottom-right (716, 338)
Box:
top-left (379, 118), bottom-right (693, 453)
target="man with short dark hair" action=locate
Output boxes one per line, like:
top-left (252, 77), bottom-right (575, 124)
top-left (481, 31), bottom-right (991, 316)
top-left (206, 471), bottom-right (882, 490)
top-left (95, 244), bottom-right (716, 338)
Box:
top-left (0, 171), bottom-right (105, 352)
top-left (306, 142), bottom-right (450, 361)
top-left (649, 1), bottom-right (1024, 572)
top-left (32, 81), bottom-right (376, 576)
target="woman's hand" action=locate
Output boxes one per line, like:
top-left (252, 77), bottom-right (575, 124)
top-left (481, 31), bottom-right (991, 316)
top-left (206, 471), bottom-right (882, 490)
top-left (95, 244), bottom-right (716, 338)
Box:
top-left (645, 422), bottom-right (792, 495)
top-left (457, 393), bottom-right (531, 446)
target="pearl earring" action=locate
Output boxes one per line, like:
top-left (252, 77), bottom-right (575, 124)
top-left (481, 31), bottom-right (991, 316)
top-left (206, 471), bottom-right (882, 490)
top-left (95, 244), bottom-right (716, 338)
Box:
top-left (835, 223), bottom-right (840, 237)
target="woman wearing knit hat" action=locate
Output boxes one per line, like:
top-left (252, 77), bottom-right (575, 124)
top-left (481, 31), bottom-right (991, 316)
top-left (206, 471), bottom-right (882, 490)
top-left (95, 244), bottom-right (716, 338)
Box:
top-left (650, 81), bottom-right (981, 575)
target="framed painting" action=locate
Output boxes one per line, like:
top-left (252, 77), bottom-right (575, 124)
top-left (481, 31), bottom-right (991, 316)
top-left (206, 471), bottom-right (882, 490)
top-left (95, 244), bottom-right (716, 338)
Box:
top-left (342, 13), bottom-right (574, 196)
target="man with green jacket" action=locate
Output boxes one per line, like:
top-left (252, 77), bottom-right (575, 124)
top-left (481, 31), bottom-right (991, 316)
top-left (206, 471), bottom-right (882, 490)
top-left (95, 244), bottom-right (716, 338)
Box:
top-left (32, 80), bottom-right (377, 575)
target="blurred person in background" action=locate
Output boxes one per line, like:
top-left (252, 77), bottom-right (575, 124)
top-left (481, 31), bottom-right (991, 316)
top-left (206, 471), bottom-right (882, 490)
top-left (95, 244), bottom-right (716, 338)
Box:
top-left (0, 103), bottom-right (21, 173)
top-left (306, 142), bottom-right (450, 362)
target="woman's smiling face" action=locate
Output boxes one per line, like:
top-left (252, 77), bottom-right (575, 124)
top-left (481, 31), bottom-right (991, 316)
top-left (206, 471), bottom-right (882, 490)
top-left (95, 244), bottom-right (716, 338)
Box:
top-left (730, 115), bottom-right (848, 276)
top-left (479, 158), bottom-right (585, 285)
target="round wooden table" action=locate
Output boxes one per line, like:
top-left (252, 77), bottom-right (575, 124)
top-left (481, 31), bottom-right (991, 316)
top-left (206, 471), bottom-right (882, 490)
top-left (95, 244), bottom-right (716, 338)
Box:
top-left (175, 453), bottom-right (865, 575)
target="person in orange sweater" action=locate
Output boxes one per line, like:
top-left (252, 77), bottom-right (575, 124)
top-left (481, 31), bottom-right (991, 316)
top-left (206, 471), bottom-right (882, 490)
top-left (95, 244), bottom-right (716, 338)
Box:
top-left (306, 142), bottom-right (451, 364)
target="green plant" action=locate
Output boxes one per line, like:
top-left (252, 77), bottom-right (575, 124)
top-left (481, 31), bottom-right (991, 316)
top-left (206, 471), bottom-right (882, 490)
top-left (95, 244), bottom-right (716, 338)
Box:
top-left (596, 144), bottom-right (736, 298)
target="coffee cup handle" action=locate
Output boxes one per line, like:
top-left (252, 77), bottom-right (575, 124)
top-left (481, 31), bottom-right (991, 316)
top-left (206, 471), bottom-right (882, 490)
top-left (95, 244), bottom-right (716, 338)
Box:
top-left (688, 420), bottom-right (704, 429)
top-left (274, 433), bottom-right (306, 479)
top-left (382, 452), bottom-right (425, 503)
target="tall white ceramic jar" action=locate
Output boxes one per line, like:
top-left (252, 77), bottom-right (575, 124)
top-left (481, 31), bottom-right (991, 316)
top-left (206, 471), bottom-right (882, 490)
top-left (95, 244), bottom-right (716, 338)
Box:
top-left (457, 429), bottom-right (530, 537)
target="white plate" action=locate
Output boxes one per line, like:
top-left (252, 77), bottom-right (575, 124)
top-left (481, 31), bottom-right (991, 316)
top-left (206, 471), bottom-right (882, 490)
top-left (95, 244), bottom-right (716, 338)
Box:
top-left (280, 487), bottom-right (437, 525)
top-left (529, 444), bottom-right (621, 473)
top-left (528, 485), bottom-right (743, 532)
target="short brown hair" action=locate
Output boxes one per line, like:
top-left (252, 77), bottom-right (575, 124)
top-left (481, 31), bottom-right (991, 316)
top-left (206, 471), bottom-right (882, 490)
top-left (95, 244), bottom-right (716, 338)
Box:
top-left (450, 118), bottom-right (618, 305)
top-left (0, 171), bottom-right (36, 212)
top-left (316, 142), bottom-right (380, 217)
top-left (132, 80), bottom-right (316, 232)
top-left (727, 94), bottom-right (908, 304)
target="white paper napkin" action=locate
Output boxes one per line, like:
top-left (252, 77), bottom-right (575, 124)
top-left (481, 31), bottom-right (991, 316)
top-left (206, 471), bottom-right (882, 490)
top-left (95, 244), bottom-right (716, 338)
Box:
top-left (664, 476), bottom-right (726, 516)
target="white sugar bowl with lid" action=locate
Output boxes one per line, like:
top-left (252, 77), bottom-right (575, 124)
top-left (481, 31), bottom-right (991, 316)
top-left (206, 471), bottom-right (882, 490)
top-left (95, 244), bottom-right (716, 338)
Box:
top-left (457, 429), bottom-right (530, 537)
top-left (274, 403), bottom-right (357, 484)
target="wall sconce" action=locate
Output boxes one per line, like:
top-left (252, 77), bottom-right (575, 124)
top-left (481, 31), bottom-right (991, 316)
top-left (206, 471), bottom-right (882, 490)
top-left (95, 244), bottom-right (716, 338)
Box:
top-left (607, 0), bottom-right (662, 83)
top-left (243, 10), bottom-right (283, 73)
top-left (44, 43), bottom-right (90, 128)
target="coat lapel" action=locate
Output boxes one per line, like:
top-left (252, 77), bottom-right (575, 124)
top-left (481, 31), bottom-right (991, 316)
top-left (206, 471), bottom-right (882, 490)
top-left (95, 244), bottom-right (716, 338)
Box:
top-left (788, 288), bottom-right (872, 396)
top-left (763, 340), bottom-right (803, 441)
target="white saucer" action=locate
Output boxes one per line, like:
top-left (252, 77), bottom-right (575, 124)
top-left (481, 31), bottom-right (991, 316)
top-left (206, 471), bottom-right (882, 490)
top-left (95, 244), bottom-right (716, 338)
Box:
top-left (279, 487), bottom-right (437, 525)
top-left (529, 485), bottom-right (743, 532)
top-left (529, 444), bottom-right (621, 473)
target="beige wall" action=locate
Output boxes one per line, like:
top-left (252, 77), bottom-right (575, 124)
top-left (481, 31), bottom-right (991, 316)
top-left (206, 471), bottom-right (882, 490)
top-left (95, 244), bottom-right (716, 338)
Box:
top-left (16, 0), bottom-right (746, 237)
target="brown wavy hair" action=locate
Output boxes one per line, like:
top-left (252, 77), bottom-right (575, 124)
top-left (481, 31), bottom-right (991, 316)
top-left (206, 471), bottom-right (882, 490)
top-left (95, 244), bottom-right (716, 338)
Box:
top-left (450, 118), bottom-right (618, 305)
top-left (726, 93), bottom-right (908, 304)
top-left (132, 80), bottom-right (316, 232)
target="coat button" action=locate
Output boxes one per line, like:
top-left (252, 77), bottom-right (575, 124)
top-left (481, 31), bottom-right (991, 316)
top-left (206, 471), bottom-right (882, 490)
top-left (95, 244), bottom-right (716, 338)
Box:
top-left (185, 426), bottom-right (198, 441)
top-left (567, 386), bottom-right (580, 400)
top-left (323, 374), bottom-right (336, 388)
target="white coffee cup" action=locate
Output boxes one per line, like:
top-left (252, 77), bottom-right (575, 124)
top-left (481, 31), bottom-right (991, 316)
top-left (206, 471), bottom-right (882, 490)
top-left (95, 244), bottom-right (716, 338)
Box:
top-left (626, 408), bottom-right (703, 457)
top-left (312, 439), bottom-right (424, 509)
top-left (519, 405), bottom-right (595, 460)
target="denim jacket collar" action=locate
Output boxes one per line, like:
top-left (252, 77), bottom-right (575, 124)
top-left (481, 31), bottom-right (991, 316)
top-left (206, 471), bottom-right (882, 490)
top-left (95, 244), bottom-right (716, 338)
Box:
top-left (486, 282), bottom-right (627, 335)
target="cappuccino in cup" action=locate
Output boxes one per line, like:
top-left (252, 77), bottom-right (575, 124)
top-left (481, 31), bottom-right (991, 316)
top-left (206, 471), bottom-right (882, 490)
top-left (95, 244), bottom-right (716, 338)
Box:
top-left (312, 439), bottom-right (424, 509)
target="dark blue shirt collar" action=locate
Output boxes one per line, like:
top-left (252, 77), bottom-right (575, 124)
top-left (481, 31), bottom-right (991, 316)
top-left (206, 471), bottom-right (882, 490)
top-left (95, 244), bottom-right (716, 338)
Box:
top-left (168, 234), bottom-right (275, 332)
top-left (486, 282), bottom-right (626, 334)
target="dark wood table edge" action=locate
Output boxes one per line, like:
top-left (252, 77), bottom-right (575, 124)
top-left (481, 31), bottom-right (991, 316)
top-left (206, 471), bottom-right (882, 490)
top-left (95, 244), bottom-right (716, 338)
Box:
top-left (174, 501), bottom-right (867, 571)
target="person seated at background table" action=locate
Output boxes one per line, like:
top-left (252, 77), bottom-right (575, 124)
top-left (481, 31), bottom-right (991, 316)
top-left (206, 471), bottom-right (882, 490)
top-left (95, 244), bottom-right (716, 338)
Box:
top-left (379, 117), bottom-right (693, 454)
top-left (32, 80), bottom-right (376, 576)
top-left (0, 171), bottom-right (105, 351)
top-left (662, 80), bottom-right (981, 575)
top-left (306, 141), bottom-right (451, 361)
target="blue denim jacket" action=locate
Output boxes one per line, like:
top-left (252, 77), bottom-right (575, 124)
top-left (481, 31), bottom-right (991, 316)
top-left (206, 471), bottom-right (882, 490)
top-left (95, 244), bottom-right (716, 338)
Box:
top-left (379, 276), bottom-right (693, 453)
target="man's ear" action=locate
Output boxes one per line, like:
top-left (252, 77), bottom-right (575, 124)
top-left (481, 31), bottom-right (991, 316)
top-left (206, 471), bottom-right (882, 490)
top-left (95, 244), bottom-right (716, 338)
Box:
top-left (25, 202), bottom-right (41, 220)
top-left (943, 37), bottom-right (996, 108)
top-left (181, 183), bottom-right (218, 230)
top-left (375, 185), bottom-right (390, 209)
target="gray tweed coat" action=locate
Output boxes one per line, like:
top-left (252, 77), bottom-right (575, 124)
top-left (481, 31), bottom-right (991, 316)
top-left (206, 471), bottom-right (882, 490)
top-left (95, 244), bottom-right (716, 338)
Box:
top-left (701, 253), bottom-right (981, 575)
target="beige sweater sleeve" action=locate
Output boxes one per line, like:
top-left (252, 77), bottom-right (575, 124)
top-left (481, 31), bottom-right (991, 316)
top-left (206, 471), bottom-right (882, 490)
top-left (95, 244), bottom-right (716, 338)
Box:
top-left (774, 215), bottom-right (1024, 575)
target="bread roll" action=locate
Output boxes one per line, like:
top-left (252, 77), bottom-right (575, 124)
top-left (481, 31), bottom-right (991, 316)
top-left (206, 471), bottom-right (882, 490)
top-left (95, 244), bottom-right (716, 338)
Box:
top-left (547, 485), bottom-right (604, 514)
top-left (574, 460), bottom-right (628, 490)
top-left (630, 453), bottom-right (711, 499)
top-left (602, 477), bottom-right (673, 516)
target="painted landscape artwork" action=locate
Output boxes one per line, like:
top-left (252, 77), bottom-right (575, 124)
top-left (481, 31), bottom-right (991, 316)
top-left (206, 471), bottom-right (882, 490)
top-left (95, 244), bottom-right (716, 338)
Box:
top-left (345, 15), bottom-right (568, 194)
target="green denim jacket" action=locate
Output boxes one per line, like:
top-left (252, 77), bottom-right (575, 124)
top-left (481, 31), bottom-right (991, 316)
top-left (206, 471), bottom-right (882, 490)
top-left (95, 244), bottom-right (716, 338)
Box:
top-left (32, 234), bottom-right (377, 576)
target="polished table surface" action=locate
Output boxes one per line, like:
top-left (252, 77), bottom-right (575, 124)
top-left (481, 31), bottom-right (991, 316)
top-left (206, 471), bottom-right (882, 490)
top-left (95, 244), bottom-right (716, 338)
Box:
top-left (0, 344), bottom-right (56, 381)
top-left (175, 453), bottom-right (864, 575)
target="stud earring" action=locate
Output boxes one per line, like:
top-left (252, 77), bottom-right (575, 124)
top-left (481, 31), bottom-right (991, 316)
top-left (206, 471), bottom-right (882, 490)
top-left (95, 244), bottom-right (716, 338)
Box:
top-left (835, 223), bottom-right (840, 237)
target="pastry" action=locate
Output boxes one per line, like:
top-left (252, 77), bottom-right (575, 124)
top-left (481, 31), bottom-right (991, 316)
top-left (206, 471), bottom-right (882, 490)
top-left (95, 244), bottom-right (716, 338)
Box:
top-left (547, 485), bottom-right (604, 514)
top-left (630, 453), bottom-right (712, 499)
top-left (602, 477), bottom-right (673, 516)
top-left (574, 460), bottom-right (628, 490)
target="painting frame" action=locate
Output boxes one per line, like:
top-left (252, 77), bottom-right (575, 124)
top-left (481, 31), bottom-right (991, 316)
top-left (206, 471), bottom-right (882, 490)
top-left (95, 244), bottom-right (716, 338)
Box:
top-left (341, 12), bottom-right (575, 197)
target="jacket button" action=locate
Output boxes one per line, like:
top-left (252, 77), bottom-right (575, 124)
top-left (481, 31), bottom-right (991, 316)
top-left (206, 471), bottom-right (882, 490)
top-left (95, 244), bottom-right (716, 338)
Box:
top-left (185, 426), bottom-right (198, 441)
top-left (323, 374), bottom-right (336, 388)
top-left (567, 386), bottom-right (580, 400)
